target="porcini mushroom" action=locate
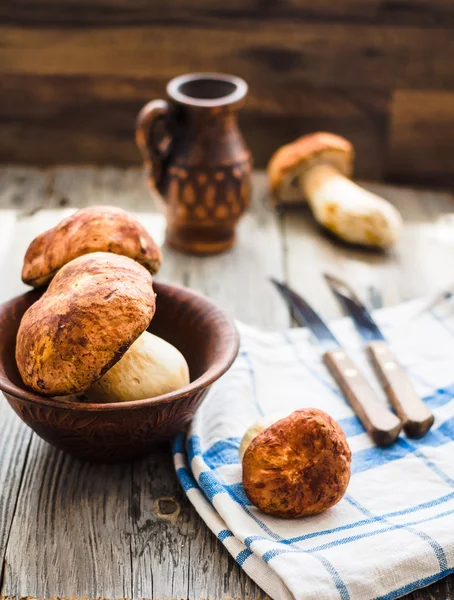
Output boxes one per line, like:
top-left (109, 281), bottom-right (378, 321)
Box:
top-left (267, 132), bottom-right (402, 249)
top-left (239, 414), bottom-right (282, 460)
top-left (85, 330), bottom-right (189, 403)
top-left (16, 252), bottom-right (157, 396)
top-left (22, 205), bottom-right (162, 287)
top-left (241, 409), bottom-right (351, 518)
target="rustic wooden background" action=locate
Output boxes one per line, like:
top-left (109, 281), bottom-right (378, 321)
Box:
top-left (1, 0), bottom-right (454, 185)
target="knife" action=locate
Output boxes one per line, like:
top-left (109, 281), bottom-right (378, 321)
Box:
top-left (271, 279), bottom-right (402, 447)
top-left (324, 274), bottom-right (434, 438)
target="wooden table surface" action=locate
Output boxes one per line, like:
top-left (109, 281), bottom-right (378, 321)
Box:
top-left (0, 167), bottom-right (453, 600)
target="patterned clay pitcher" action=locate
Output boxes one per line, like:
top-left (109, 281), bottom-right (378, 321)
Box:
top-left (136, 73), bottom-right (252, 255)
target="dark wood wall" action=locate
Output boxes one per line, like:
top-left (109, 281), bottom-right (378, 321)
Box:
top-left (1, 0), bottom-right (454, 184)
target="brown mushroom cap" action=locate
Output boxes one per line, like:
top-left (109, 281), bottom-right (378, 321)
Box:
top-left (16, 252), bottom-right (156, 396)
top-left (242, 408), bottom-right (351, 518)
top-left (22, 205), bottom-right (162, 287)
top-left (267, 132), bottom-right (354, 202)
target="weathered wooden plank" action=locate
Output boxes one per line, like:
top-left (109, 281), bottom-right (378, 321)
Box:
top-left (0, 169), bottom-right (58, 303)
top-left (0, 172), bottom-right (46, 597)
top-left (410, 576), bottom-right (454, 599)
top-left (0, 0), bottom-right (453, 27)
top-left (0, 211), bottom-right (18, 291)
top-left (388, 90), bottom-right (454, 185)
top-left (3, 435), bottom-right (134, 598)
top-left (1, 4), bottom-right (454, 184)
top-left (50, 167), bottom-right (159, 213)
top-left (243, 88), bottom-right (389, 178)
top-left (0, 212), bottom-right (70, 304)
top-left (130, 445), bottom-right (268, 600)
top-left (0, 74), bottom-right (389, 177)
top-left (1, 24), bottom-right (453, 91)
top-left (0, 406), bottom-right (33, 597)
top-left (370, 182), bottom-right (454, 301)
top-left (186, 519), bottom-right (268, 600)
top-left (0, 165), bottom-right (78, 302)
top-left (0, 167), bottom-right (52, 215)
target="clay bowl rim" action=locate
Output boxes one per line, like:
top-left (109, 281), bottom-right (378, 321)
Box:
top-left (0, 281), bottom-right (240, 412)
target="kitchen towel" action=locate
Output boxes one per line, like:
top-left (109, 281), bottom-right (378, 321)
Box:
top-left (173, 298), bottom-right (454, 600)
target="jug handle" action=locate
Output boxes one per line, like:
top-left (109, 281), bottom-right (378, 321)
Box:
top-left (136, 99), bottom-right (172, 196)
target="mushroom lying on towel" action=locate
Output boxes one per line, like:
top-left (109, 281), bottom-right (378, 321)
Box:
top-left (267, 132), bottom-right (402, 249)
top-left (22, 205), bottom-right (162, 287)
top-left (240, 409), bottom-right (351, 518)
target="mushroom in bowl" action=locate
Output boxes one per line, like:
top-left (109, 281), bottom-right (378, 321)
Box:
top-left (16, 252), bottom-right (158, 396)
top-left (0, 276), bottom-right (239, 461)
top-left (16, 251), bottom-right (190, 401)
top-left (22, 205), bottom-right (162, 288)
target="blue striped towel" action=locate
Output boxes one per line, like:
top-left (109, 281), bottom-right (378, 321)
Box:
top-left (173, 298), bottom-right (454, 600)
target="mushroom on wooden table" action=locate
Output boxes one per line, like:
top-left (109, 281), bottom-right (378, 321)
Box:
top-left (267, 132), bottom-right (402, 249)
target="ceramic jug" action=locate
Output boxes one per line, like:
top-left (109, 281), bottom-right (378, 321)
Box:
top-left (136, 73), bottom-right (252, 255)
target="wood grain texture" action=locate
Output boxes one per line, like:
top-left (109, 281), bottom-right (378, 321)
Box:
top-left (1, 23), bottom-right (453, 88)
top-left (0, 74), bottom-right (389, 179)
top-left (388, 90), bottom-right (454, 185)
top-left (3, 437), bottom-right (134, 598)
top-left (0, 166), bottom-right (453, 599)
top-left (131, 446), bottom-right (267, 599)
top-left (0, 405), bottom-right (33, 595)
top-left (0, 0), bottom-right (453, 26)
top-left (0, 172), bottom-right (42, 595)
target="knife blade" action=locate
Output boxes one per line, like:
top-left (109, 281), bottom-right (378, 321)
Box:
top-left (324, 274), bottom-right (434, 438)
top-left (271, 279), bottom-right (402, 446)
top-left (271, 279), bottom-right (340, 351)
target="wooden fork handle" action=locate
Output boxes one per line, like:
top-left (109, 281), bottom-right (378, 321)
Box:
top-left (367, 340), bottom-right (434, 438)
top-left (323, 349), bottom-right (402, 447)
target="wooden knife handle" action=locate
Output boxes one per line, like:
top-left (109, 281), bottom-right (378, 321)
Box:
top-left (367, 340), bottom-right (434, 438)
top-left (323, 349), bottom-right (402, 447)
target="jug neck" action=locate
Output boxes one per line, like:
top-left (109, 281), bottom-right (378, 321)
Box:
top-left (169, 103), bottom-right (240, 138)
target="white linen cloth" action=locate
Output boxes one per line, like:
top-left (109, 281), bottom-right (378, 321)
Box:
top-left (173, 298), bottom-right (454, 600)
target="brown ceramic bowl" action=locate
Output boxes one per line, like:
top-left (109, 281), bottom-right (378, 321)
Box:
top-left (0, 282), bottom-right (239, 462)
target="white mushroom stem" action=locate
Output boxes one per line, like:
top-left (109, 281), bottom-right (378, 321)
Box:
top-left (86, 331), bottom-right (190, 403)
top-left (301, 164), bottom-right (402, 248)
top-left (239, 414), bottom-right (285, 460)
